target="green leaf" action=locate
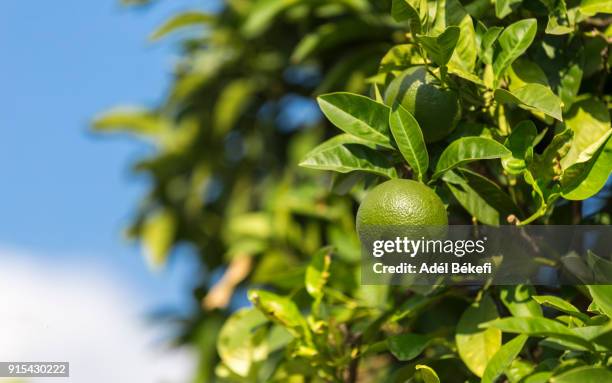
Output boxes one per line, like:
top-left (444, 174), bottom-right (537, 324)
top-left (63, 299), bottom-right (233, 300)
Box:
top-left (248, 289), bottom-right (309, 338)
top-left (456, 294), bottom-right (501, 377)
top-left (494, 84), bottom-right (563, 121)
top-left (481, 317), bottom-right (593, 350)
top-left (493, 19), bottom-right (538, 80)
top-left (495, 0), bottom-right (523, 18)
top-left (500, 285), bottom-right (543, 317)
top-left (416, 26), bottom-right (460, 67)
top-left (389, 105), bottom-right (429, 182)
top-left (481, 335), bottom-right (528, 383)
top-left (502, 121), bottom-right (538, 175)
top-left (415, 364), bottom-right (441, 383)
top-left (545, 0), bottom-right (575, 35)
top-left (432, 0), bottom-right (478, 73)
top-left (447, 169), bottom-right (519, 225)
top-left (213, 79), bottom-right (257, 135)
top-left (433, 137), bottom-right (510, 179)
top-left (476, 23), bottom-right (503, 65)
top-left (532, 295), bottom-right (590, 322)
top-left (242, 0), bottom-right (300, 37)
top-left (587, 285), bottom-right (612, 318)
top-left (580, 0), bottom-right (612, 15)
top-left (561, 98), bottom-right (611, 169)
top-left (561, 133), bottom-right (612, 200)
top-left (141, 209), bottom-right (176, 267)
top-left (508, 58), bottom-right (549, 90)
top-left (292, 19), bottom-right (380, 63)
top-left (388, 333), bottom-right (431, 361)
top-left (305, 247), bottom-right (332, 300)
top-left (217, 308), bottom-right (268, 377)
top-left (551, 366), bottom-right (612, 383)
top-left (299, 134), bottom-right (398, 178)
top-left (391, 0), bottom-right (422, 33)
top-left (317, 93), bottom-right (392, 148)
top-left (149, 11), bottom-right (214, 41)
top-left (92, 107), bottom-right (168, 140)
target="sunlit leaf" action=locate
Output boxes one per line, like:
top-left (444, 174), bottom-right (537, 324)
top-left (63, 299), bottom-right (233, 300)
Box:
top-left (580, 0), bottom-right (612, 15)
top-left (416, 26), bottom-right (460, 67)
top-left (149, 11), bottom-right (214, 41)
top-left (141, 209), bottom-right (176, 267)
top-left (551, 366), bottom-right (612, 383)
top-left (456, 294), bottom-right (501, 377)
top-left (317, 92), bottom-right (392, 148)
top-left (305, 247), bottom-right (332, 300)
top-left (481, 335), bottom-right (528, 383)
top-left (299, 134), bottom-right (398, 178)
top-left (494, 84), bottom-right (563, 121)
top-left (389, 105), bottom-right (429, 182)
top-left (500, 285), bottom-right (543, 317)
top-left (496, 0), bottom-right (523, 18)
top-left (433, 137), bottom-right (510, 179)
top-left (587, 285), bottom-right (612, 318)
top-left (493, 19), bottom-right (538, 80)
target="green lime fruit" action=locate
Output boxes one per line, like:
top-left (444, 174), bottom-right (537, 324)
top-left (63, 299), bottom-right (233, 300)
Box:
top-left (384, 66), bottom-right (461, 143)
top-left (356, 179), bottom-right (448, 244)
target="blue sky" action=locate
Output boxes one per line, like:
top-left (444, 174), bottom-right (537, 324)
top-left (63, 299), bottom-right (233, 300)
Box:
top-left (0, 0), bottom-right (208, 313)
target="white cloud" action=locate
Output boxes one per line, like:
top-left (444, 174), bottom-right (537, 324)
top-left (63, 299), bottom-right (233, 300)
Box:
top-left (0, 247), bottom-right (195, 383)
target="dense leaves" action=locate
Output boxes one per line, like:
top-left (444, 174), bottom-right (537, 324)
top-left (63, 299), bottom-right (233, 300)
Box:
top-left (96, 0), bottom-right (612, 381)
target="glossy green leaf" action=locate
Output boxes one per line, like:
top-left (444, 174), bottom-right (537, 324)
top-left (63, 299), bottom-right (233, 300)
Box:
top-left (432, 0), bottom-right (477, 73)
top-left (508, 58), bottom-right (549, 90)
top-left (500, 285), bottom-right (543, 317)
top-left (433, 137), bottom-right (510, 179)
top-left (502, 121), bottom-right (538, 175)
top-left (481, 317), bottom-right (593, 350)
top-left (416, 26), bottom-right (460, 67)
top-left (149, 11), bottom-right (214, 41)
top-left (493, 19), bottom-right (538, 80)
top-left (389, 105), bottom-right (429, 182)
top-left (456, 294), bottom-right (502, 377)
top-left (561, 133), bottom-right (612, 200)
top-left (248, 289), bottom-right (309, 338)
top-left (496, 0), bottom-right (523, 18)
top-left (481, 335), bottom-right (528, 383)
top-left (476, 23), bottom-right (503, 65)
top-left (317, 92), bottom-right (392, 148)
top-left (415, 364), bottom-right (441, 383)
top-left (305, 247), bottom-right (332, 300)
top-left (580, 0), bottom-right (612, 15)
top-left (561, 98), bottom-right (611, 169)
top-left (532, 295), bottom-right (589, 321)
top-left (551, 366), bottom-right (612, 383)
top-left (495, 84), bottom-right (563, 121)
top-left (447, 169), bottom-right (519, 225)
top-left (544, 0), bottom-right (574, 35)
top-left (388, 333), bottom-right (431, 361)
top-left (587, 285), bottom-right (612, 318)
top-left (299, 134), bottom-right (398, 178)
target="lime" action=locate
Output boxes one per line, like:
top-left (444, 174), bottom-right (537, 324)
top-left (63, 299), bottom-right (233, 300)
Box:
top-left (384, 66), bottom-right (461, 143)
top-left (356, 179), bottom-right (447, 244)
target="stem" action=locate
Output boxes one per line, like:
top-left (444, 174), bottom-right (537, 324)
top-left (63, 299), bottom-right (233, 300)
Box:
top-left (347, 354), bottom-right (360, 383)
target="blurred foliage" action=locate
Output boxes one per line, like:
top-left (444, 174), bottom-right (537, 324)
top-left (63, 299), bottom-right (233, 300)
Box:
top-left (95, 0), bottom-right (611, 382)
